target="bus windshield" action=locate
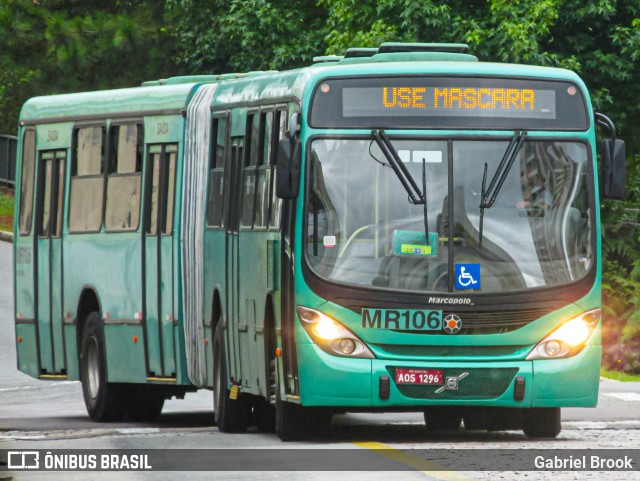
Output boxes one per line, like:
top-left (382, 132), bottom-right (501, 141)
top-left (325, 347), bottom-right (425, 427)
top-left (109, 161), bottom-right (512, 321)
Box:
top-left (305, 137), bottom-right (593, 294)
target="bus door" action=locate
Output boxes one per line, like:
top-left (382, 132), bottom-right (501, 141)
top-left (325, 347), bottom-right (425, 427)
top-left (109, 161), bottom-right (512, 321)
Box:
top-left (225, 137), bottom-right (244, 385)
top-left (35, 150), bottom-right (66, 375)
top-left (143, 143), bottom-right (177, 378)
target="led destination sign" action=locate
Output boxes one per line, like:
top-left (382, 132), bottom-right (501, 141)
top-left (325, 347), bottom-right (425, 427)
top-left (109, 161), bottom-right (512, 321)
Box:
top-left (343, 86), bottom-right (555, 119)
top-left (310, 76), bottom-right (588, 130)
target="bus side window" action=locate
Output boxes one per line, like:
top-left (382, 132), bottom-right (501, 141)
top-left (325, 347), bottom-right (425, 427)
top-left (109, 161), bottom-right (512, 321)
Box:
top-left (207, 115), bottom-right (227, 228)
top-left (105, 123), bottom-right (143, 232)
top-left (269, 107), bottom-right (288, 229)
top-left (18, 129), bottom-right (36, 235)
top-left (69, 126), bottom-right (105, 233)
top-left (241, 113), bottom-right (260, 229)
top-left (164, 145), bottom-right (177, 235)
top-left (254, 110), bottom-right (273, 229)
top-left (147, 144), bottom-right (178, 236)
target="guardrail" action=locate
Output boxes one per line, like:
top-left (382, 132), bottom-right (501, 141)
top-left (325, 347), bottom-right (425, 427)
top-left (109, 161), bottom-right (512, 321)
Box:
top-left (0, 134), bottom-right (17, 186)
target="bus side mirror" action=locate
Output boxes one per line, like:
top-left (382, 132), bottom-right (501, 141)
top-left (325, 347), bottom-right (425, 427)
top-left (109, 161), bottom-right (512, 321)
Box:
top-left (601, 138), bottom-right (626, 199)
top-left (276, 137), bottom-right (301, 199)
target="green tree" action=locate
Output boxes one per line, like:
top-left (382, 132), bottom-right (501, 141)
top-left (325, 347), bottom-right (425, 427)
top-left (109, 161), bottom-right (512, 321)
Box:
top-left (167, 0), bottom-right (327, 73)
top-left (0, 0), bottom-right (179, 134)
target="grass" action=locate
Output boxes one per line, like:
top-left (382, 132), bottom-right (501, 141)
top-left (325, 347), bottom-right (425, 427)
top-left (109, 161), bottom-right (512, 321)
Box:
top-left (0, 187), bottom-right (14, 232)
top-left (600, 368), bottom-right (640, 382)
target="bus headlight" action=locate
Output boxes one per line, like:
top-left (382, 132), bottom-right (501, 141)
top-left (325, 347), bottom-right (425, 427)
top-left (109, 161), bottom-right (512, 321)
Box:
top-left (296, 306), bottom-right (375, 359)
top-left (526, 309), bottom-right (601, 360)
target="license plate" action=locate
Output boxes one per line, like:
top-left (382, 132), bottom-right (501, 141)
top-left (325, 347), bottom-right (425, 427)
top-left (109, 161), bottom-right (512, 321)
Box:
top-left (395, 368), bottom-right (443, 385)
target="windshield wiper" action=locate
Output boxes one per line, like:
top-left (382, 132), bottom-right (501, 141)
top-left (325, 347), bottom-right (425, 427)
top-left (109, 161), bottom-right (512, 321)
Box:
top-left (372, 130), bottom-right (425, 205)
top-left (478, 130), bottom-right (527, 247)
top-left (372, 129), bottom-right (429, 244)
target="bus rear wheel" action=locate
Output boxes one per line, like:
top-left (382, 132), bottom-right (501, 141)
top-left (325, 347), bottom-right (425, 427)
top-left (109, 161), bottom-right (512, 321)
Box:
top-left (523, 408), bottom-right (561, 438)
top-left (79, 312), bottom-right (127, 422)
top-left (212, 321), bottom-right (251, 432)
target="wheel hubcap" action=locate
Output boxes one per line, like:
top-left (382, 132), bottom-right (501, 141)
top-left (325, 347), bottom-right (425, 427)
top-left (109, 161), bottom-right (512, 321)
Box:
top-left (87, 337), bottom-right (100, 399)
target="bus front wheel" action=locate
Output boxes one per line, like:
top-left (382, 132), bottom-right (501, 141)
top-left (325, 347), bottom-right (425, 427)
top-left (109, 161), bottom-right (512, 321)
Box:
top-left (212, 321), bottom-right (251, 432)
top-left (523, 408), bottom-right (561, 438)
top-left (79, 312), bottom-right (127, 422)
top-left (275, 369), bottom-right (332, 441)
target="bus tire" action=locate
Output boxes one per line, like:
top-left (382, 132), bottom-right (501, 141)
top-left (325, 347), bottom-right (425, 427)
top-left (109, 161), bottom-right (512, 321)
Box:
top-left (212, 321), bottom-right (251, 433)
top-left (275, 396), bottom-right (308, 441)
top-left (276, 401), bottom-right (332, 441)
top-left (126, 387), bottom-right (165, 422)
top-left (523, 408), bottom-right (561, 438)
top-left (253, 397), bottom-right (276, 433)
top-left (79, 312), bottom-right (127, 422)
top-left (424, 407), bottom-right (462, 432)
top-left (274, 371), bottom-right (332, 441)
top-left (255, 310), bottom-right (277, 433)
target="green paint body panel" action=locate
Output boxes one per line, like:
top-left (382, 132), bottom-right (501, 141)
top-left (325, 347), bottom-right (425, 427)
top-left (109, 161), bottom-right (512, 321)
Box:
top-left (65, 233), bottom-right (143, 320)
top-left (104, 325), bottom-right (147, 383)
top-left (20, 84), bottom-right (198, 122)
top-left (16, 324), bottom-right (39, 378)
top-left (229, 108), bottom-right (247, 137)
top-left (63, 325), bottom-right (79, 379)
top-left (531, 346), bottom-right (601, 407)
top-left (14, 241), bottom-right (35, 321)
top-left (35, 123), bottom-right (72, 150)
top-left (144, 116), bottom-right (184, 144)
top-left (297, 339), bottom-right (599, 408)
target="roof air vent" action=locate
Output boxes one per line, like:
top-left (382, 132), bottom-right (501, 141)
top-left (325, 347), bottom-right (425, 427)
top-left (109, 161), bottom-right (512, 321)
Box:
top-left (377, 42), bottom-right (469, 54)
top-left (344, 48), bottom-right (378, 59)
top-left (313, 55), bottom-right (343, 63)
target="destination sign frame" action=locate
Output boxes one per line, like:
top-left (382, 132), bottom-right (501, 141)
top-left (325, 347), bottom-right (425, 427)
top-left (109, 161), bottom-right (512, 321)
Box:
top-left (310, 76), bottom-right (589, 131)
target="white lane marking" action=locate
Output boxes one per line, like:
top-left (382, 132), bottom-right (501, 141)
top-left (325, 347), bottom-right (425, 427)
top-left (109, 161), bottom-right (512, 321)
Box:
top-left (603, 392), bottom-right (640, 402)
top-left (0, 381), bottom-right (79, 392)
top-left (562, 420), bottom-right (640, 430)
top-left (0, 386), bottom-right (33, 392)
top-left (0, 426), bottom-right (213, 441)
top-left (115, 428), bottom-right (161, 434)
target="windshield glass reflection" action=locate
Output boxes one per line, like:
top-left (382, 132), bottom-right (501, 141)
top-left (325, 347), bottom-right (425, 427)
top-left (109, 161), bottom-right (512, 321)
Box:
top-left (305, 138), bottom-right (592, 294)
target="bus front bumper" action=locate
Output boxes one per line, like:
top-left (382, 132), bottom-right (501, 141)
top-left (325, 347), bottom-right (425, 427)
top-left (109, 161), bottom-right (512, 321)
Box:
top-left (296, 343), bottom-right (601, 408)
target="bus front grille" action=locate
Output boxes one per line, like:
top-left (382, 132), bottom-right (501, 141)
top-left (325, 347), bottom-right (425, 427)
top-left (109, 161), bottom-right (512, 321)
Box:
top-left (373, 344), bottom-right (528, 358)
top-left (444, 308), bottom-right (552, 333)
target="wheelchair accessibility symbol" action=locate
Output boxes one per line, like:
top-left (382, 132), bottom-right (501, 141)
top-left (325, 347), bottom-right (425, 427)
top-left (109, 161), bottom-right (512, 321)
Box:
top-left (455, 264), bottom-right (480, 290)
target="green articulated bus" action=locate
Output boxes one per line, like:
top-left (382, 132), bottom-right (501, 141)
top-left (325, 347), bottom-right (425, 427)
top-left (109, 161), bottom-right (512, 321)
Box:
top-left (13, 43), bottom-right (626, 440)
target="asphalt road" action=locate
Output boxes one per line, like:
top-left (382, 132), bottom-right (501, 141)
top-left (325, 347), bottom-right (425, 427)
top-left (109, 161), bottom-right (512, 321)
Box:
top-left (0, 239), bottom-right (638, 481)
